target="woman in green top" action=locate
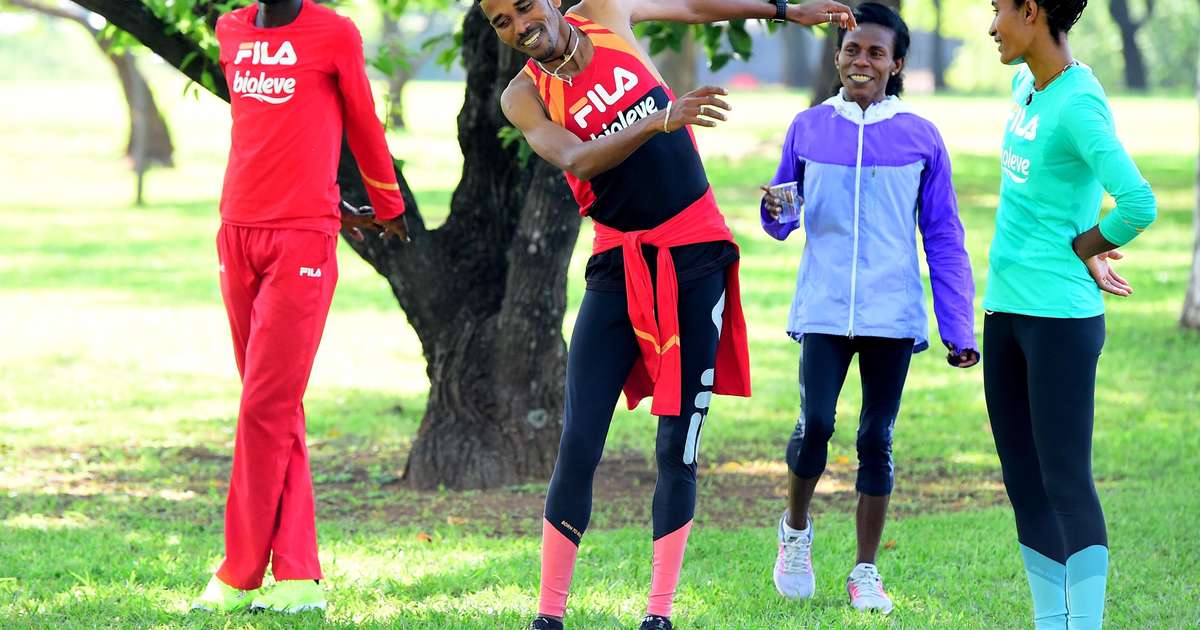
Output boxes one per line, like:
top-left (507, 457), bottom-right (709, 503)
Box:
top-left (985, 0), bottom-right (1156, 628)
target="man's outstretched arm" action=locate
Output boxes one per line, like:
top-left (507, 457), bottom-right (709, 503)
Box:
top-left (618, 0), bottom-right (857, 28)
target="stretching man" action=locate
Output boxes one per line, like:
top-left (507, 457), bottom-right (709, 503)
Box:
top-left (191, 0), bottom-right (407, 615)
top-left (479, 0), bottom-right (855, 628)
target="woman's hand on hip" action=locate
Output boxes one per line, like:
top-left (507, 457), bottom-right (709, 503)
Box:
top-left (1084, 250), bottom-right (1132, 297)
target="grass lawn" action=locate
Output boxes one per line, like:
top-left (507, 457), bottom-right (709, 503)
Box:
top-left (1, 63), bottom-right (1198, 629)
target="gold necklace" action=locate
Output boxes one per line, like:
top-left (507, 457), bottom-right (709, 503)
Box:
top-left (536, 26), bottom-right (580, 86)
top-left (1026, 60), bottom-right (1077, 105)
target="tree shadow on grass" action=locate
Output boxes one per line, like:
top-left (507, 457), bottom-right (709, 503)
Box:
top-left (0, 430), bottom-right (1013, 541)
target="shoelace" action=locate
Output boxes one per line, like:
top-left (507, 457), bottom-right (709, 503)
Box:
top-left (849, 566), bottom-right (887, 600)
top-left (641, 615), bottom-right (671, 630)
top-left (779, 534), bottom-right (812, 573)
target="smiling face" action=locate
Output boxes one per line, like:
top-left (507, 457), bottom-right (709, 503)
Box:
top-left (479, 0), bottom-right (568, 63)
top-left (835, 23), bottom-right (902, 109)
top-left (989, 0), bottom-right (1036, 65)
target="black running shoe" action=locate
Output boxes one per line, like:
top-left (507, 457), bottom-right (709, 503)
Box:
top-left (639, 614), bottom-right (673, 630)
top-left (529, 616), bottom-right (564, 630)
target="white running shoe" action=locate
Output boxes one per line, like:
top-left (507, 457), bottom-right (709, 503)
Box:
top-left (773, 512), bottom-right (815, 599)
top-left (846, 562), bottom-right (894, 614)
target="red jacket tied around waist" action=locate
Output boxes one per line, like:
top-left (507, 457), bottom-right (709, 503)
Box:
top-left (592, 188), bottom-right (751, 417)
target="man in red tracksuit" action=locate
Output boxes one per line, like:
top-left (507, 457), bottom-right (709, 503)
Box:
top-left (190, 0), bottom-right (406, 615)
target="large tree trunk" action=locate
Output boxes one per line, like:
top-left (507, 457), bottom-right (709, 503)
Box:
top-left (111, 46), bottom-right (173, 206)
top-left (399, 158), bottom-right (576, 489)
top-left (1108, 0), bottom-right (1153, 91)
top-left (112, 49), bottom-right (174, 168)
top-left (82, 0), bottom-right (580, 490)
top-left (811, 0), bottom-right (901, 106)
top-left (1182, 42), bottom-right (1200, 330)
top-left (338, 5), bottom-right (580, 490)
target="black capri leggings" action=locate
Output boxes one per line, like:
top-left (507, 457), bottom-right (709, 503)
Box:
top-left (983, 311), bottom-right (1107, 562)
top-left (785, 333), bottom-right (914, 496)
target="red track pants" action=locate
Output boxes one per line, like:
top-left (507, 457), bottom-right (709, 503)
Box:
top-left (214, 224), bottom-right (337, 589)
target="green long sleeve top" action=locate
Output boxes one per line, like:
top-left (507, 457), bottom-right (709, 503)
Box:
top-left (984, 64), bottom-right (1157, 318)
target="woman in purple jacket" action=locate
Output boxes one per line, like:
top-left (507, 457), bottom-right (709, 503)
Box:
top-left (761, 3), bottom-right (978, 614)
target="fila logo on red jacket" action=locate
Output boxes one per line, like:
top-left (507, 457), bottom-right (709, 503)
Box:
top-left (299, 266), bottom-right (323, 278)
top-left (234, 41), bottom-right (297, 66)
top-left (232, 41), bottom-right (298, 105)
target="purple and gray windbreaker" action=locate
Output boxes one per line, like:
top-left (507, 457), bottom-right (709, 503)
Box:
top-left (762, 93), bottom-right (977, 353)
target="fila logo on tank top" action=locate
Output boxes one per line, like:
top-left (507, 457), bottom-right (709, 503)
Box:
top-left (525, 19), bottom-right (665, 142)
top-left (524, 15), bottom-right (711, 230)
top-left (569, 66), bottom-right (659, 138)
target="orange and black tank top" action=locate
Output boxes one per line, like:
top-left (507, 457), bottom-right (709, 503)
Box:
top-left (524, 15), bottom-right (736, 291)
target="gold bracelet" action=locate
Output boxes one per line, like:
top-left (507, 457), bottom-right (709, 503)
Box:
top-left (663, 101), bottom-right (673, 133)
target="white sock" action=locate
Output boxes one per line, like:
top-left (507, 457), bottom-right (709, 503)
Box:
top-left (781, 511), bottom-right (810, 538)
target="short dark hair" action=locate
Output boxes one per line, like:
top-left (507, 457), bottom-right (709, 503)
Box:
top-left (1014, 0), bottom-right (1088, 39)
top-left (835, 2), bottom-right (909, 97)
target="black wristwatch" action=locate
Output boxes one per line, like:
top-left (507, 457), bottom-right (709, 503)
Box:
top-left (772, 0), bottom-right (788, 23)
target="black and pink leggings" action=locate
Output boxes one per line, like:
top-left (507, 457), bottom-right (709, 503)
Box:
top-left (538, 269), bottom-right (726, 620)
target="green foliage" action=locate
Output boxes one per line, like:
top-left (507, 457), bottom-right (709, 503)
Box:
top-left (634, 0), bottom-right (816, 72)
top-left (105, 0), bottom-right (243, 96)
top-left (96, 22), bottom-right (140, 54)
top-left (138, 0), bottom-right (241, 63)
top-left (371, 40), bottom-right (415, 77)
top-left (378, 0), bottom-right (448, 14)
top-left (639, 20), bottom-right (686, 56)
top-left (377, 0), bottom-right (412, 14)
top-left (434, 28), bottom-right (465, 71)
top-left (636, 19), bottom-right (760, 72)
top-left (373, 0), bottom-right (466, 72)
top-left (497, 125), bottom-right (534, 167)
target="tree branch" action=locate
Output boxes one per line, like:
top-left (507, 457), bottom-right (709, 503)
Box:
top-left (72, 0), bottom-right (229, 101)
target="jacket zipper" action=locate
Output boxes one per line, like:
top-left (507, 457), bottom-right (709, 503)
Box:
top-left (848, 113), bottom-right (864, 339)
